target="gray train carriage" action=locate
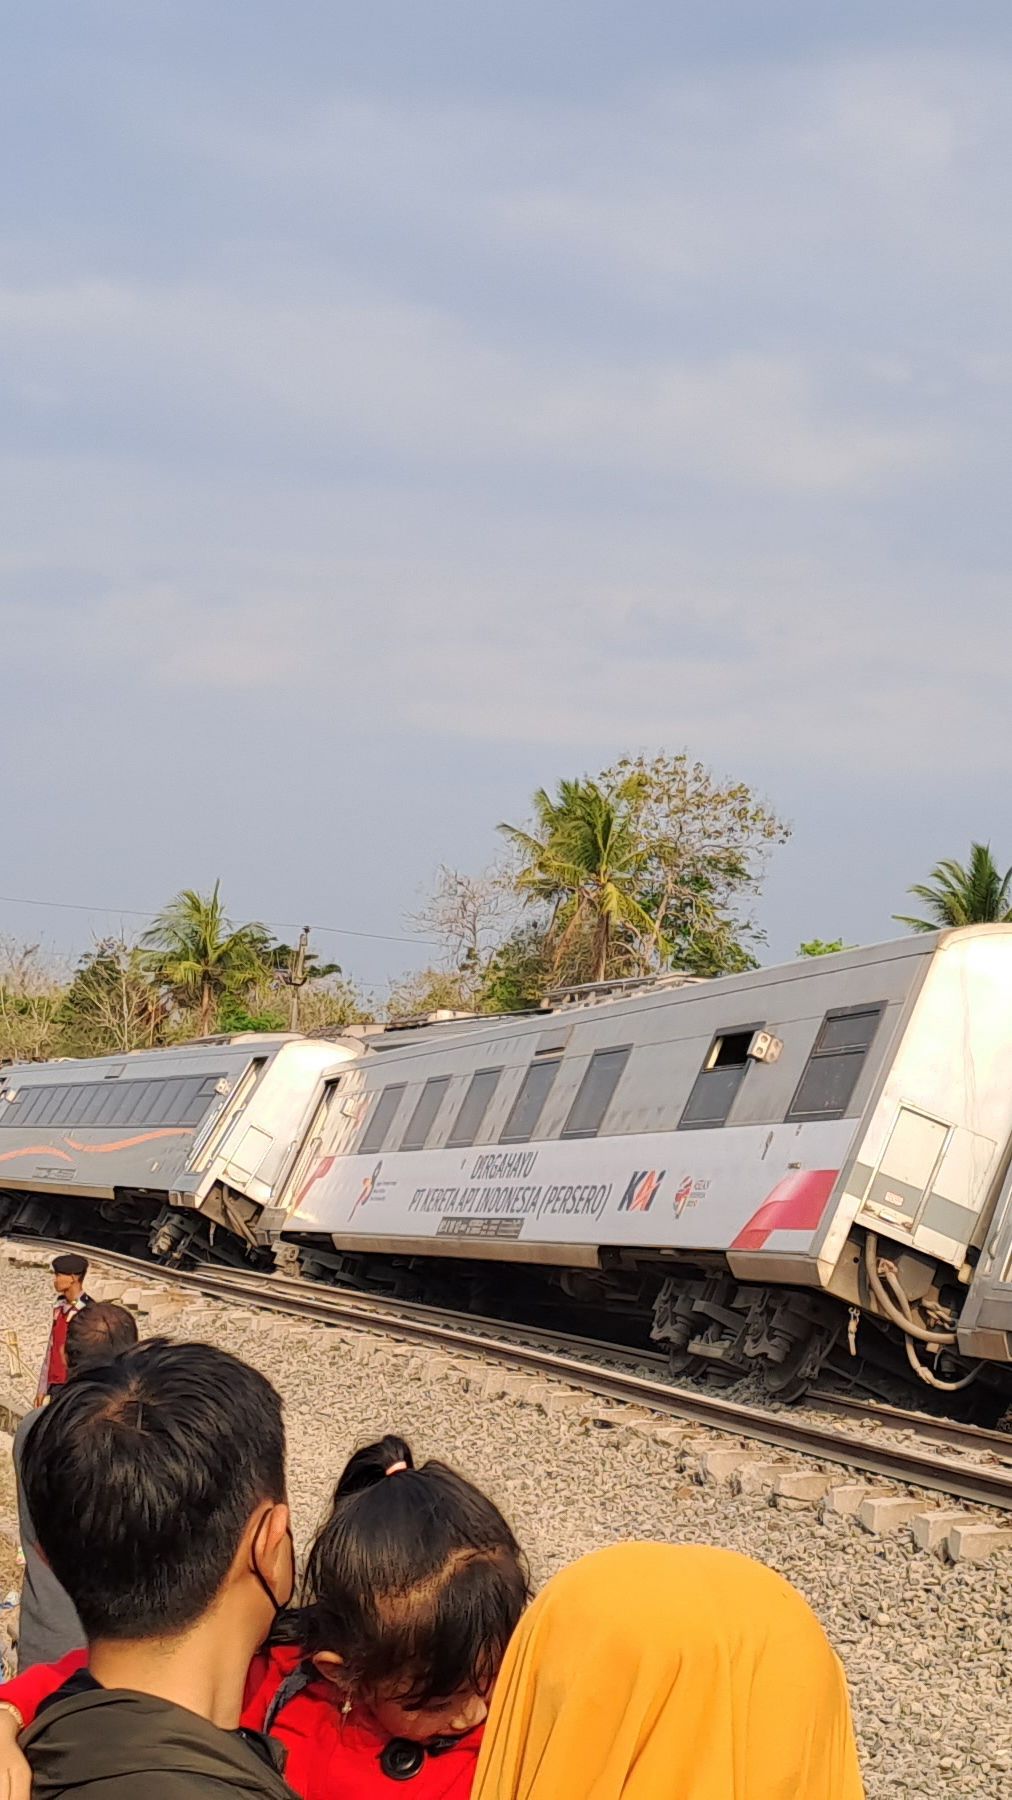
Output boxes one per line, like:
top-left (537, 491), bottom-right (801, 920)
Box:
top-left (0, 1035), bottom-right (353, 1263)
top-left (280, 927), bottom-right (1012, 1408)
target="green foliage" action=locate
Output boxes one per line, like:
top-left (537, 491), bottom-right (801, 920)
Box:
top-left (498, 753), bottom-right (788, 987)
top-left (216, 993), bottom-right (289, 1035)
top-left (0, 941), bottom-right (63, 1064)
top-left (478, 924), bottom-right (552, 1013)
top-left (797, 938), bottom-right (848, 958)
top-left (297, 978), bottom-right (374, 1033)
top-left (141, 880), bottom-right (275, 1035)
top-left (500, 776), bottom-right (660, 984)
top-left (896, 843), bottom-right (1012, 933)
top-left (604, 752), bottom-right (788, 979)
top-left (384, 968), bottom-right (474, 1021)
top-left (56, 940), bottom-right (166, 1057)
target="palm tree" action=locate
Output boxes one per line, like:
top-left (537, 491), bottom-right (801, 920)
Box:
top-left (895, 843), bottom-right (1012, 933)
top-left (500, 777), bottom-right (659, 983)
top-left (142, 881), bottom-right (274, 1035)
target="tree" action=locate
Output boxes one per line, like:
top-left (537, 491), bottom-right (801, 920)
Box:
top-left (603, 753), bottom-right (789, 977)
top-left (297, 977), bottom-right (374, 1034)
top-left (408, 865), bottom-right (518, 1010)
top-left (797, 939), bottom-right (848, 958)
top-left (385, 966), bottom-right (479, 1022)
top-left (0, 939), bottom-right (64, 1064)
top-left (896, 843), bottom-right (1012, 933)
top-left (500, 777), bottom-right (659, 984)
top-left (499, 755), bottom-right (789, 987)
top-left (141, 881), bottom-right (274, 1036)
top-left (478, 923), bottom-right (552, 1013)
top-left (57, 939), bottom-right (166, 1057)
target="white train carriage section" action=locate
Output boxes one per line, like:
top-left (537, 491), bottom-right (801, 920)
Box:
top-left (0, 1035), bottom-right (355, 1264)
top-left (279, 928), bottom-right (1012, 1410)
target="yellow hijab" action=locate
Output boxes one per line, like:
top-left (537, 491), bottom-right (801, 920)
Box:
top-left (472, 1543), bottom-right (864, 1800)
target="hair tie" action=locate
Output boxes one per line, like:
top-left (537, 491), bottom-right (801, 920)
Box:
top-left (385, 1461), bottom-right (408, 1476)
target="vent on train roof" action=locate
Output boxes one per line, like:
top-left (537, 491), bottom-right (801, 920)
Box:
top-left (542, 972), bottom-right (708, 1010)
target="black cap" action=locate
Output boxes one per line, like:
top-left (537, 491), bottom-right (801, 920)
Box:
top-left (52, 1253), bottom-right (88, 1278)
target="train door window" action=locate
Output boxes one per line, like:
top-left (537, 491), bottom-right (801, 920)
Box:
top-left (400, 1077), bottom-right (452, 1151)
top-left (447, 1068), bottom-right (503, 1149)
top-left (359, 1084), bottom-right (407, 1154)
top-left (678, 1028), bottom-right (760, 1130)
top-left (562, 1046), bottom-right (632, 1139)
top-left (786, 1005), bottom-right (884, 1122)
top-left (499, 1058), bottom-right (561, 1145)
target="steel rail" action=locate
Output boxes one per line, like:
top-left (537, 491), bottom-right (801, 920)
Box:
top-left (6, 1232), bottom-right (1012, 1511)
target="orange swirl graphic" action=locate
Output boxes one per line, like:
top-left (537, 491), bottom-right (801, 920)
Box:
top-left (0, 1128), bottom-right (190, 1166)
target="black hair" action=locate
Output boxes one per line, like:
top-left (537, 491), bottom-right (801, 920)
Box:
top-left (65, 1302), bottom-right (138, 1377)
top-left (20, 1338), bottom-right (286, 1642)
top-left (294, 1434), bottom-right (529, 1709)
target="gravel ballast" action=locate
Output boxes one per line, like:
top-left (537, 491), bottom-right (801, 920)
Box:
top-left (2, 1247), bottom-right (1011, 1797)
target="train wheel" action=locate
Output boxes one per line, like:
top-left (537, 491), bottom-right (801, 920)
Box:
top-left (760, 1323), bottom-right (836, 1403)
top-left (667, 1345), bottom-right (705, 1379)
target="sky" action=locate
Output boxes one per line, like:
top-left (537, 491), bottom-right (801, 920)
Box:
top-left (2, 2), bottom-right (1011, 996)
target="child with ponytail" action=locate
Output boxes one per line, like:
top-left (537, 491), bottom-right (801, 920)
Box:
top-left (0, 1435), bottom-right (529, 1799)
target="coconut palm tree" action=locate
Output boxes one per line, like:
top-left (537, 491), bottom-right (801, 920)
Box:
top-left (500, 777), bottom-right (659, 983)
top-left (895, 843), bottom-right (1012, 933)
top-left (142, 881), bottom-right (274, 1035)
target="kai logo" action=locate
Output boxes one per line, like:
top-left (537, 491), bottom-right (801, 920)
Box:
top-left (618, 1169), bottom-right (666, 1213)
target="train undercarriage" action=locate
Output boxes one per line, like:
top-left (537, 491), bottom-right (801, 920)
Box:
top-left (0, 1188), bottom-right (273, 1272)
top-left (283, 1231), bottom-right (1012, 1424)
top-left (3, 1185), bottom-right (1008, 1423)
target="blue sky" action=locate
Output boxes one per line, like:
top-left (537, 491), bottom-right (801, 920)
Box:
top-left (2, 3), bottom-right (1011, 994)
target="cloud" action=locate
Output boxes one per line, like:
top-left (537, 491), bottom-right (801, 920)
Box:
top-left (0, 275), bottom-right (946, 495)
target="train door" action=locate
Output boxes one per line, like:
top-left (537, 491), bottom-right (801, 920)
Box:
top-left (190, 1058), bottom-right (267, 1172)
top-left (278, 1077), bottom-right (343, 1217)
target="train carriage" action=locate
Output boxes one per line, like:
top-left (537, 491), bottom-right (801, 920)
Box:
top-left (0, 1034), bottom-right (355, 1263)
top-left (279, 927), bottom-right (1012, 1406)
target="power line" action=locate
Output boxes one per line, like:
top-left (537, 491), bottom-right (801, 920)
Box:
top-left (0, 892), bottom-right (437, 949)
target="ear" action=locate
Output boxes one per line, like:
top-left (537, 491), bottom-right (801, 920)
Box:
top-left (311, 1651), bottom-right (345, 1686)
top-left (245, 1500), bottom-right (292, 1591)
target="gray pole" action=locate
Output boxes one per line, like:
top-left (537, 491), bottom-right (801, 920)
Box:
top-left (289, 926), bottom-right (310, 1032)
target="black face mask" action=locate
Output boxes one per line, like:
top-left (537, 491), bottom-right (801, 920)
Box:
top-left (251, 1510), bottom-right (297, 1621)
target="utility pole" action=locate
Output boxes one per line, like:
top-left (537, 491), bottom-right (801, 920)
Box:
top-left (288, 926), bottom-right (311, 1032)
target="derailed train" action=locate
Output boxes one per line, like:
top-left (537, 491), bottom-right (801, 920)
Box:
top-left (3, 925), bottom-right (1012, 1408)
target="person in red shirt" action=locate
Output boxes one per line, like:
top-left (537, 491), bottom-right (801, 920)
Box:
top-left (35, 1254), bottom-right (92, 1403)
top-left (0, 1433), bottom-right (529, 1800)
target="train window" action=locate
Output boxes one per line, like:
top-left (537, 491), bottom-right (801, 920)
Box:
top-left (400, 1076), bottom-right (452, 1151)
top-left (359, 1083), bottom-right (407, 1153)
top-left (0, 1075), bottom-right (227, 1132)
top-left (678, 1027), bottom-right (760, 1130)
top-left (499, 1058), bottom-right (561, 1144)
top-left (447, 1067), bottom-right (502, 1149)
top-left (562, 1046), bottom-right (632, 1139)
top-left (786, 1005), bottom-right (884, 1123)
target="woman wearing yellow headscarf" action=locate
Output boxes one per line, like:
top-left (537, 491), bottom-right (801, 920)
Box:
top-left (472, 1542), bottom-right (864, 1799)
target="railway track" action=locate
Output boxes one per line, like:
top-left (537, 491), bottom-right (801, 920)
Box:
top-left (5, 1231), bottom-right (1012, 1513)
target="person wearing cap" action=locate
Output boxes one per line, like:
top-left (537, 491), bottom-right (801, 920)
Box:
top-left (35, 1255), bottom-right (92, 1405)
